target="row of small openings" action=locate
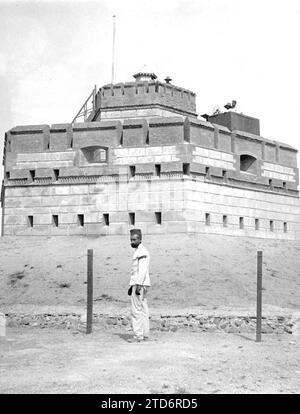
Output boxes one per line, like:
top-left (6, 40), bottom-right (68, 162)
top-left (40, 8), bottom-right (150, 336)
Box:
top-left (106, 83), bottom-right (188, 97)
top-left (104, 212), bottom-right (162, 226)
top-left (205, 213), bottom-right (288, 233)
top-left (27, 212), bottom-right (163, 228)
top-left (269, 179), bottom-right (287, 189)
top-left (131, 165), bottom-right (225, 178)
top-left (26, 169), bottom-right (60, 181)
top-left (108, 83), bottom-right (159, 97)
top-left (129, 164), bottom-right (191, 178)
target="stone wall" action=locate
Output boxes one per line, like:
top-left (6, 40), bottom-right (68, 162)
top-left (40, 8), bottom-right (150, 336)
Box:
top-left (5, 311), bottom-right (296, 335)
top-left (3, 174), bottom-right (300, 238)
top-left (2, 118), bottom-right (299, 238)
top-left (95, 81), bottom-right (197, 119)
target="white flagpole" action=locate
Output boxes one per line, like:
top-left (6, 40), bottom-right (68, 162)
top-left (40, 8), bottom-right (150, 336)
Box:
top-left (111, 14), bottom-right (116, 84)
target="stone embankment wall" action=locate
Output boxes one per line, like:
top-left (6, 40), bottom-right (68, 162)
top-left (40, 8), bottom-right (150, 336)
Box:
top-left (5, 312), bottom-right (297, 334)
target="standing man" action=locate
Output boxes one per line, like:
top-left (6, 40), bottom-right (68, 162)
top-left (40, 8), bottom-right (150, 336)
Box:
top-left (128, 228), bottom-right (150, 343)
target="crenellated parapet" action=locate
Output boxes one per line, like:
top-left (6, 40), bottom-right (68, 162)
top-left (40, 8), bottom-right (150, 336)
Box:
top-left (94, 80), bottom-right (197, 121)
top-left (3, 117), bottom-right (298, 195)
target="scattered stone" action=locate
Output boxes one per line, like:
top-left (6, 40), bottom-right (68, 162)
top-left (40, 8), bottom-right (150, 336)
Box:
top-left (106, 317), bottom-right (118, 325)
top-left (22, 317), bottom-right (30, 325)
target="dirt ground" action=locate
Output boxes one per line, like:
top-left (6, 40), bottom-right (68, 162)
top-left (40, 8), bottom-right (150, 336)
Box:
top-left (0, 326), bottom-right (299, 394)
top-left (1, 234), bottom-right (300, 311)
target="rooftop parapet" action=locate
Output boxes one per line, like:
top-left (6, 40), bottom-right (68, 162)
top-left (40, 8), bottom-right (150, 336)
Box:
top-left (94, 75), bottom-right (197, 120)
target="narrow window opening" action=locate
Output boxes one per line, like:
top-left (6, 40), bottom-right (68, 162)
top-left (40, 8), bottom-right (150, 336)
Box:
top-left (145, 130), bottom-right (149, 145)
top-left (183, 163), bottom-right (190, 176)
top-left (283, 181), bottom-right (286, 189)
top-left (129, 165), bottom-right (136, 178)
top-left (205, 167), bottom-right (210, 178)
top-left (54, 169), bottom-right (59, 181)
top-left (5, 171), bottom-right (10, 179)
top-left (222, 170), bottom-right (227, 179)
top-left (283, 222), bottom-right (287, 233)
top-left (255, 218), bottom-right (259, 230)
top-left (129, 212), bottom-right (135, 226)
top-left (239, 217), bottom-right (244, 229)
top-left (78, 214), bottom-right (84, 227)
top-left (29, 170), bottom-right (35, 181)
top-left (270, 220), bottom-right (274, 232)
top-left (223, 215), bottom-right (228, 227)
top-left (155, 212), bottom-right (162, 225)
top-left (155, 164), bottom-right (161, 177)
top-left (205, 213), bottom-right (210, 226)
top-left (27, 216), bottom-right (33, 228)
top-left (103, 213), bottom-right (109, 226)
top-left (52, 215), bottom-right (58, 227)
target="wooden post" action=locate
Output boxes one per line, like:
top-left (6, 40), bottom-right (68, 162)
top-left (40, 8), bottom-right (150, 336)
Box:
top-left (86, 249), bottom-right (93, 334)
top-left (256, 251), bottom-right (262, 342)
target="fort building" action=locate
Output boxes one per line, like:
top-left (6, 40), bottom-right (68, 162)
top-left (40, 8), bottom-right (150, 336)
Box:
top-left (1, 72), bottom-right (300, 239)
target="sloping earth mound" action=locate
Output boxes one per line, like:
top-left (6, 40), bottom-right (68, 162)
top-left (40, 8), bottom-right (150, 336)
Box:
top-left (0, 233), bottom-right (299, 314)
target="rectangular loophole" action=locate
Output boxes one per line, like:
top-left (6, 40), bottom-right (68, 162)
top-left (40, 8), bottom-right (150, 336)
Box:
top-left (29, 170), bottom-right (35, 181)
top-left (205, 213), bottom-right (210, 226)
top-left (27, 216), bottom-right (33, 228)
top-left (5, 171), bottom-right (10, 179)
top-left (255, 218), bottom-right (259, 230)
top-left (103, 213), bottom-right (109, 226)
top-left (283, 222), bottom-right (287, 233)
top-left (270, 220), bottom-right (274, 232)
top-left (183, 163), bottom-right (190, 176)
top-left (52, 215), bottom-right (58, 227)
top-left (129, 166), bottom-right (136, 178)
top-left (155, 164), bottom-right (161, 177)
top-left (54, 169), bottom-right (59, 181)
top-left (129, 212), bottom-right (135, 226)
top-left (205, 167), bottom-right (210, 178)
top-left (239, 217), bottom-right (244, 229)
top-left (77, 214), bottom-right (84, 227)
top-left (223, 215), bottom-right (228, 227)
top-left (155, 212), bottom-right (162, 225)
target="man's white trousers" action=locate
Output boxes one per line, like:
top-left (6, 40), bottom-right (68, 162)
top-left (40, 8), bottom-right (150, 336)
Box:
top-left (131, 286), bottom-right (149, 340)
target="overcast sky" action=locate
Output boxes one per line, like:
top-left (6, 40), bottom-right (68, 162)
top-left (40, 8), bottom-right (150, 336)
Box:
top-left (1, 0), bottom-right (300, 187)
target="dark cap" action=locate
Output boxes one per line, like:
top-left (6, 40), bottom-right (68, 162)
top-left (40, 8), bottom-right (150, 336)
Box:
top-left (130, 228), bottom-right (142, 238)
